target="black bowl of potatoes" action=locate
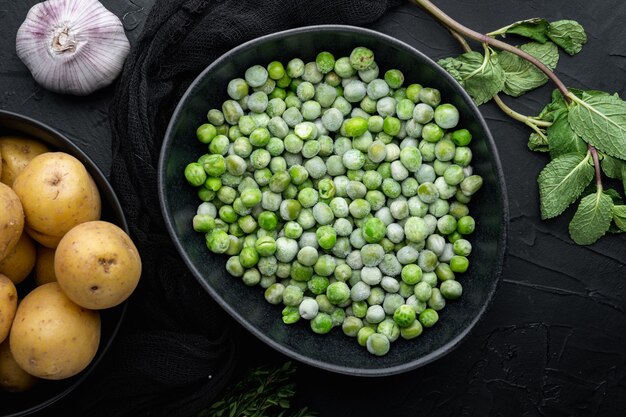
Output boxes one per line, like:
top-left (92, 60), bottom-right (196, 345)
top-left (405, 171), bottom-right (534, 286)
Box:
top-left (0, 110), bottom-right (141, 416)
top-left (159, 25), bottom-right (508, 376)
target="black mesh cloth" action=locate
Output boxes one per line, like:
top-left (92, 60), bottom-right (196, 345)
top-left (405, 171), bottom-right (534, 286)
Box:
top-left (63, 1), bottom-right (400, 416)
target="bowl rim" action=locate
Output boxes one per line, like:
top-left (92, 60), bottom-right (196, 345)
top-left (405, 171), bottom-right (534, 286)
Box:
top-left (158, 24), bottom-right (509, 376)
top-left (0, 109), bottom-right (129, 415)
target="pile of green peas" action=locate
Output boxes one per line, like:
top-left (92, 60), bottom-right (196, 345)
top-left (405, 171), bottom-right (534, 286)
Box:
top-left (183, 46), bottom-right (483, 356)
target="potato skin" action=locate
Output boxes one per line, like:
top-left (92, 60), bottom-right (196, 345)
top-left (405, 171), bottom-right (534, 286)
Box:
top-left (0, 274), bottom-right (17, 344)
top-left (0, 338), bottom-right (37, 392)
top-left (0, 182), bottom-right (24, 262)
top-left (34, 245), bottom-right (57, 286)
top-left (9, 282), bottom-right (101, 380)
top-left (55, 221), bottom-right (142, 310)
top-left (0, 136), bottom-right (49, 187)
top-left (12, 152), bottom-right (101, 239)
top-left (0, 231), bottom-right (36, 285)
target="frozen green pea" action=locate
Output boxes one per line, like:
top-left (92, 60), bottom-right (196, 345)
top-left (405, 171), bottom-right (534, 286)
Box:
top-left (434, 138), bottom-right (456, 162)
top-left (414, 281), bottom-right (433, 302)
top-left (384, 69), bottom-right (404, 89)
top-left (428, 287), bottom-right (446, 310)
top-left (418, 308), bottom-right (439, 327)
top-left (307, 276), bottom-right (329, 295)
top-left (314, 255), bottom-right (336, 277)
top-left (460, 175), bottom-right (483, 197)
top-left (349, 46), bottom-right (375, 70)
top-left (404, 217), bottom-right (429, 243)
top-left (281, 305), bottom-right (300, 324)
top-left (401, 264), bottom-right (422, 285)
top-left (310, 202), bottom-right (333, 225)
top-left (360, 96), bottom-right (378, 114)
top-left (282, 107), bottom-right (303, 127)
top-left (421, 123), bottom-right (444, 143)
top-left (450, 255), bottom-right (469, 273)
top-left (239, 246), bottom-right (259, 268)
top-left (383, 116), bottom-right (401, 136)
top-left (454, 146), bottom-right (473, 167)
top-left (227, 78), bottom-right (249, 100)
top-left (185, 162), bottom-right (207, 187)
top-left (393, 304), bottom-right (416, 327)
top-left (297, 188), bottom-right (319, 208)
top-left (297, 246), bottom-right (319, 267)
top-left (376, 97), bottom-right (397, 117)
top-left (434, 103), bottom-right (459, 129)
top-left (396, 98), bottom-right (415, 121)
top-left (357, 326), bottom-right (376, 347)
top-left (344, 80), bottom-right (367, 103)
top-left (440, 279), bottom-right (463, 300)
top-left (316, 225), bottom-right (337, 250)
top-left (304, 156), bottom-right (327, 179)
top-left (207, 109), bottom-right (224, 125)
top-left (226, 255), bottom-right (245, 278)
top-left (301, 140), bottom-right (320, 159)
top-left (302, 62), bottom-right (323, 84)
top-left (326, 281), bottom-right (350, 305)
top-left (367, 79), bottom-right (389, 100)
top-left (419, 87), bottom-right (441, 107)
top-left (452, 128), bottom-right (472, 146)
top-left (399, 146), bottom-right (422, 173)
top-left (457, 215), bottom-right (476, 235)
top-left (367, 140), bottom-right (387, 164)
top-left (310, 313), bottom-right (333, 334)
top-left (453, 239), bottom-right (472, 256)
top-left (196, 123), bottom-right (218, 144)
top-left (377, 319), bottom-right (400, 345)
top-left (279, 199), bottom-right (302, 221)
top-left (315, 51), bottom-right (335, 74)
top-left (289, 165), bottom-right (309, 186)
top-left (342, 316), bottom-right (364, 337)
top-left (417, 249), bottom-right (438, 272)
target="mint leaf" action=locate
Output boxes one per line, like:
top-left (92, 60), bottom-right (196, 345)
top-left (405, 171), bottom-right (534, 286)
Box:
top-left (504, 18), bottom-right (551, 43)
top-left (500, 42), bottom-right (559, 97)
top-left (438, 50), bottom-right (505, 105)
top-left (528, 132), bottom-right (549, 152)
top-left (600, 155), bottom-right (624, 179)
top-left (547, 20), bottom-right (587, 55)
top-left (547, 109), bottom-right (587, 158)
top-left (568, 94), bottom-right (626, 160)
top-left (612, 205), bottom-right (626, 231)
top-left (569, 191), bottom-right (613, 244)
top-left (537, 89), bottom-right (568, 122)
top-left (538, 152), bottom-right (594, 219)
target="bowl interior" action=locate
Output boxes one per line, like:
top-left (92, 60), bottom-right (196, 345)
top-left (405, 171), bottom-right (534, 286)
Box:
top-left (159, 25), bottom-right (507, 376)
top-left (0, 110), bottom-right (128, 416)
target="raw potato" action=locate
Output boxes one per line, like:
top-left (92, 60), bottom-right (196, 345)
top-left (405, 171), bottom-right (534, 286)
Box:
top-left (25, 225), bottom-right (63, 249)
top-left (0, 339), bottom-right (38, 392)
top-left (9, 282), bottom-right (101, 380)
top-left (0, 231), bottom-right (36, 285)
top-left (34, 245), bottom-right (57, 286)
top-left (0, 182), bottom-right (24, 262)
top-left (12, 152), bottom-right (101, 242)
top-left (0, 136), bottom-right (49, 187)
top-left (55, 221), bottom-right (142, 310)
top-left (0, 275), bottom-right (17, 344)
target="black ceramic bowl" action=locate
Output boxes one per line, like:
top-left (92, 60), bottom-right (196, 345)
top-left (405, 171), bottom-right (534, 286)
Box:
top-left (159, 25), bottom-right (508, 376)
top-left (0, 110), bottom-right (128, 416)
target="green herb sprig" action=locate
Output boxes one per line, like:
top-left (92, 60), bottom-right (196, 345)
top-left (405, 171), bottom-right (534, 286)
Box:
top-left (413, 0), bottom-right (626, 245)
top-left (198, 361), bottom-right (315, 417)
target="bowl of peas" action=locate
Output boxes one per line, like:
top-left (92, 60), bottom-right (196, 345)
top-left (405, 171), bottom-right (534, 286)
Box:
top-left (158, 25), bottom-right (508, 376)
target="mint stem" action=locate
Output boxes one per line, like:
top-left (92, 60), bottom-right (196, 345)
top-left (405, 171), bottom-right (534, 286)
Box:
top-left (588, 145), bottom-right (603, 190)
top-left (412, 0), bottom-right (571, 102)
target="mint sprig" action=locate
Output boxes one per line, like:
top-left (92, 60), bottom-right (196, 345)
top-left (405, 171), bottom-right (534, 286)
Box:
top-left (413, 0), bottom-right (625, 245)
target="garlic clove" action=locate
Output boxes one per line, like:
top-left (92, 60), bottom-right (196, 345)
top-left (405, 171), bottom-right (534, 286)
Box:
top-left (16, 0), bottom-right (131, 96)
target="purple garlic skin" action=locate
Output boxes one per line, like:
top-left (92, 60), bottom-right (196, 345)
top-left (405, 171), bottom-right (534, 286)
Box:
top-left (16, 0), bottom-right (131, 96)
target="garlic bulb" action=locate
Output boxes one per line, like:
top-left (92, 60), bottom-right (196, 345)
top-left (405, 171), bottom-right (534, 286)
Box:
top-left (16, 0), bottom-right (130, 96)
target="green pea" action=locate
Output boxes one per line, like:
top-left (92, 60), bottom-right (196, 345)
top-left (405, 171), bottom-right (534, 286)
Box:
top-left (184, 163), bottom-right (206, 187)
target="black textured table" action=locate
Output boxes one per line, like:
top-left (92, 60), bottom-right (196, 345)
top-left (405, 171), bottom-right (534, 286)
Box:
top-left (2, 1), bottom-right (626, 416)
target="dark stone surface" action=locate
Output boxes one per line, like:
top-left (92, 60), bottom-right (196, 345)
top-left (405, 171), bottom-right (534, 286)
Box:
top-left (1, 0), bottom-right (626, 416)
